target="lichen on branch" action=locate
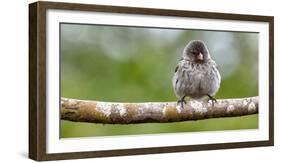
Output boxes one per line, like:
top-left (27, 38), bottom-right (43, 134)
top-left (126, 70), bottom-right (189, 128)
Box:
top-left (61, 96), bottom-right (258, 124)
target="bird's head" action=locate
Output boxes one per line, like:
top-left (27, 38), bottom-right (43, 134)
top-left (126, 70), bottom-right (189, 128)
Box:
top-left (182, 40), bottom-right (210, 63)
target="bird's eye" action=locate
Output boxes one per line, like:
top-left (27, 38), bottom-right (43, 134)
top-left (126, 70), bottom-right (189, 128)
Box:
top-left (191, 51), bottom-right (197, 55)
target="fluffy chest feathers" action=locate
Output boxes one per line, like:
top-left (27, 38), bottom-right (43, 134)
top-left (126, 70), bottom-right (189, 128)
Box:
top-left (173, 59), bottom-right (220, 99)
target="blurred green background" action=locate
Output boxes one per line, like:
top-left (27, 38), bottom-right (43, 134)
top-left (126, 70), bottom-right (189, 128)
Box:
top-left (60, 23), bottom-right (258, 138)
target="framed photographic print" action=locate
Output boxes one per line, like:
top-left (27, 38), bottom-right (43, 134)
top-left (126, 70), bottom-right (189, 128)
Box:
top-left (29, 1), bottom-right (274, 161)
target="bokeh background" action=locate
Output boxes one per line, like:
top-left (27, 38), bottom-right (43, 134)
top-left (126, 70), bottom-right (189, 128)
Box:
top-left (60, 23), bottom-right (258, 138)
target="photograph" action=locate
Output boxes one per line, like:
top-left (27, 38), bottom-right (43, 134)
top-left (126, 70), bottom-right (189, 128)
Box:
top-left (60, 23), bottom-right (259, 138)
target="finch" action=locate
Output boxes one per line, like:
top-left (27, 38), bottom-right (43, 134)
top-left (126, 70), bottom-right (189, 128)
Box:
top-left (172, 40), bottom-right (221, 107)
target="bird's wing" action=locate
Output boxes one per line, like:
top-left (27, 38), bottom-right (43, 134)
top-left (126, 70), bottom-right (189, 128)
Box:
top-left (175, 65), bottom-right (179, 72)
top-left (214, 61), bottom-right (220, 71)
top-left (210, 60), bottom-right (219, 71)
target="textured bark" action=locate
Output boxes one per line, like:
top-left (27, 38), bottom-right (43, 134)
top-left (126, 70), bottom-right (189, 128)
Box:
top-left (61, 96), bottom-right (258, 124)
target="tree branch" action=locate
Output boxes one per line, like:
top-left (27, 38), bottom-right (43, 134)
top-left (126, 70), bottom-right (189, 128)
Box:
top-left (61, 96), bottom-right (258, 124)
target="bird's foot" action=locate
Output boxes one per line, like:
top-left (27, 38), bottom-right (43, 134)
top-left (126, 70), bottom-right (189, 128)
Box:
top-left (177, 98), bottom-right (187, 109)
top-left (207, 95), bottom-right (217, 107)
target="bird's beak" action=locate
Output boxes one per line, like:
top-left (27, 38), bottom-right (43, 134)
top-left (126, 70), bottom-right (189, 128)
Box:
top-left (197, 53), bottom-right (204, 61)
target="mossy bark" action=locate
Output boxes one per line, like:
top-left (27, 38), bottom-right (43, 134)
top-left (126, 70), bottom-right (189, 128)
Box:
top-left (61, 96), bottom-right (258, 124)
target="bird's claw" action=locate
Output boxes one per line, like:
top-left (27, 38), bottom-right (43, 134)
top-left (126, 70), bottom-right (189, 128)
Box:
top-left (207, 95), bottom-right (217, 107)
top-left (177, 98), bottom-right (187, 109)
